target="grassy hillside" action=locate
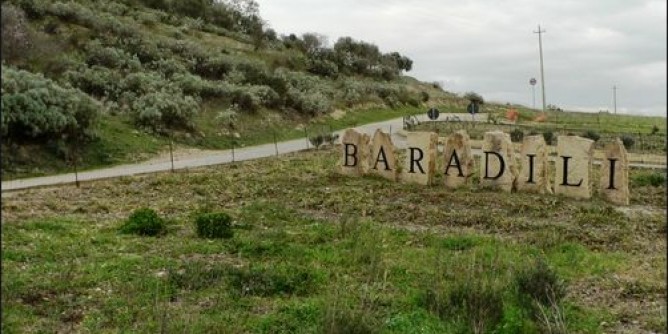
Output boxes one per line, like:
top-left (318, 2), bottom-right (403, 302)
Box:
top-left (1, 0), bottom-right (459, 179)
top-left (2, 148), bottom-right (666, 333)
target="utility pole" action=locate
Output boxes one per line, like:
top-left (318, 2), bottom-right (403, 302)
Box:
top-left (534, 25), bottom-right (547, 115)
top-left (613, 85), bottom-right (617, 114)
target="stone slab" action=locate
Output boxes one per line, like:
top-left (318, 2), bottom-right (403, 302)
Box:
top-left (479, 131), bottom-right (517, 192)
top-left (443, 130), bottom-right (475, 189)
top-left (369, 129), bottom-right (398, 181)
top-left (600, 139), bottom-right (630, 205)
top-left (517, 135), bottom-right (552, 194)
top-left (554, 136), bottom-right (594, 199)
top-left (338, 129), bottom-right (367, 176)
top-left (401, 132), bottom-right (438, 185)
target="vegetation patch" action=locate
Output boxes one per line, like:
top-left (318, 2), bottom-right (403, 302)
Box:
top-left (1, 148), bottom-right (665, 333)
top-left (194, 212), bottom-right (234, 239)
top-left (118, 207), bottom-right (166, 236)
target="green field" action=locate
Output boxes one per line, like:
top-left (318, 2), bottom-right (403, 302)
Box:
top-left (2, 148), bottom-right (665, 333)
top-left (414, 109), bottom-right (666, 154)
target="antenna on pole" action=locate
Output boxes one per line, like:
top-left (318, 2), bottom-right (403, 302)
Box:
top-left (533, 25), bottom-right (547, 115)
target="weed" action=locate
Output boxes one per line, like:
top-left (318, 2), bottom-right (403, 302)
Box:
top-left (118, 207), bottom-right (166, 236)
top-left (227, 264), bottom-right (319, 297)
top-left (420, 279), bottom-right (505, 334)
top-left (441, 235), bottom-right (478, 251)
top-left (631, 171), bottom-right (666, 187)
top-left (194, 212), bottom-right (233, 239)
top-left (321, 288), bottom-right (381, 334)
top-left (515, 257), bottom-right (566, 308)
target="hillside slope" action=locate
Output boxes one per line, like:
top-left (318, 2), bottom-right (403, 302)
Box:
top-left (1, 0), bottom-right (464, 179)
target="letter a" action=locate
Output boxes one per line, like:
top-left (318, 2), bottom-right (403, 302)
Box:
top-left (444, 150), bottom-right (464, 177)
top-left (373, 147), bottom-right (391, 171)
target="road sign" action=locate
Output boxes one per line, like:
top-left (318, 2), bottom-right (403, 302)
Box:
top-left (427, 108), bottom-right (439, 120)
top-left (467, 102), bottom-right (479, 115)
top-left (529, 78), bottom-right (537, 86)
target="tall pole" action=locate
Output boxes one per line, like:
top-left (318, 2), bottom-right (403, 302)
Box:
top-left (613, 85), bottom-right (617, 114)
top-left (532, 85), bottom-right (536, 109)
top-left (534, 25), bottom-right (547, 115)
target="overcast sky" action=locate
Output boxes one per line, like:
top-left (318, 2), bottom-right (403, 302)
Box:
top-left (255, 0), bottom-right (666, 116)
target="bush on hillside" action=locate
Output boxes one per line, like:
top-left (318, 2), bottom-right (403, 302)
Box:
top-left (146, 58), bottom-right (188, 78)
top-left (1, 3), bottom-right (34, 63)
top-left (172, 73), bottom-right (230, 98)
top-left (119, 207), bottom-right (166, 236)
top-left (192, 55), bottom-right (234, 80)
top-left (85, 41), bottom-right (141, 71)
top-left (131, 88), bottom-right (200, 132)
top-left (235, 59), bottom-right (271, 85)
top-left (194, 212), bottom-right (234, 239)
top-left (1, 65), bottom-right (99, 143)
top-left (64, 65), bottom-right (123, 98)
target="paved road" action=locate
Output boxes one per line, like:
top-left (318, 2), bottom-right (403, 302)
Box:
top-left (1, 113), bottom-right (454, 192)
top-left (2, 112), bottom-right (663, 192)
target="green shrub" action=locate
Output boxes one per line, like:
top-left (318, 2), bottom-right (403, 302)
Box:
top-left (321, 303), bottom-right (380, 334)
top-left (85, 41), bottom-right (141, 70)
top-left (421, 91), bottom-right (430, 102)
top-left (307, 58), bottom-right (339, 78)
top-left (235, 59), bottom-right (271, 85)
top-left (121, 71), bottom-right (169, 96)
top-left (421, 279), bottom-right (504, 333)
top-left (651, 125), bottom-right (659, 135)
top-left (192, 55), bottom-right (234, 80)
top-left (131, 88), bottom-right (200, 132)
top-left (289, 90), bottom-right (331, 115)
top-left (171, 73), bottom-right (228, 98)
top-left (542, 131), bottom-right (554, 145)
top-left (515, 258), bottom-right (565, 308)
top-left (119, 207), bottom-right (166, 236)
top-left (64, 65), bottom-right (123, 98)
top-left (146, 58), bottom-right (188, 78)
top-left (510, 128), bottom-right (524, 142)
top-left (1, 65), bottom-right (99, 142)
top-left (309, 134), bottom-right (325, 149)
top-left (1, 3), bottom-right (33, 63)
top-left (582, 130), bottom-right (600, 142)
top-left (227, 264), bottom-right (318, 297)
top-left (620, 135), bottom-right (635, 149)
top-left (194, 212), bottom-right (234, 239)
top-left (631, 172), bottom-right (666, 187)
top-left (120, 36), bottom-right (163, 63)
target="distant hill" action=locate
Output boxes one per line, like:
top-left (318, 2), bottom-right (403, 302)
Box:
top-left (2, 0), bottom-right (467, 178)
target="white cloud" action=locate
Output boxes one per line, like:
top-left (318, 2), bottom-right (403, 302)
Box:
top-left (256, 0), bottom-right (666, 116)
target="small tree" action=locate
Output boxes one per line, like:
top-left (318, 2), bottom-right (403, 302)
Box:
top-left (463, 91), bottom-right (484, 105)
